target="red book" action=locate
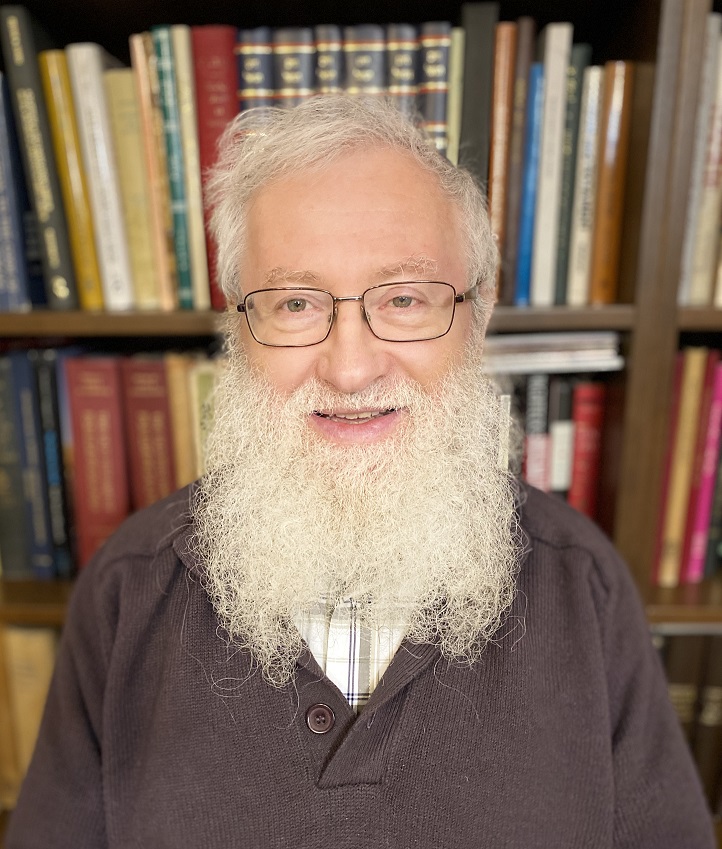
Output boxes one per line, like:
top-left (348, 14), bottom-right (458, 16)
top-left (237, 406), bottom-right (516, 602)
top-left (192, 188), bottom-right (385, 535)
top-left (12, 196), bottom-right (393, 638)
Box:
top-left (120, 357), bottom-right (177, 511)
top-left (64, 357), bottom-right (130, 568)
top-left (192, 25), bottom-right (238, 311)
top-left (568, 381), bottom-right (606, 520)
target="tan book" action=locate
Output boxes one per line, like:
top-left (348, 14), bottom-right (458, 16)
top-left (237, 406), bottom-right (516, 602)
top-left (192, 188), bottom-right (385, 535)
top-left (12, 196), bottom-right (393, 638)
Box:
top-left (104, 67), bottom-right (161, 310)
top-left (2, 625), bottom-right (58, 776)
top-left (165, 351), bottom-right (199, 488)
top-left (444, 28), bottom-right (465, 167)
top-left (0, 630), bottom-right (22, 809)
top-left (38, 49), bottom-right (104, 312)
top-left (129, 31), bottom-right (178, 311)
top-left (188, 358), bottom-right (221, 479)
top-left (171, 25), bottom-right (210, 311)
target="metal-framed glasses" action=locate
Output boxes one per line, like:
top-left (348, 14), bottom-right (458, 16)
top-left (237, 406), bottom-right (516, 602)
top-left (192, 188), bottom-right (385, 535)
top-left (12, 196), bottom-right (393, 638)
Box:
top-left (235, 281), bottom-right (479, 348)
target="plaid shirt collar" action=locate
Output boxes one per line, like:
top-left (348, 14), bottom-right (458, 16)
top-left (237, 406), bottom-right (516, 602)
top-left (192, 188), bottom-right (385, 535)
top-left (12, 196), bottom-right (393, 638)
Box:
top-left (295, 598), bottom-right (407, 713)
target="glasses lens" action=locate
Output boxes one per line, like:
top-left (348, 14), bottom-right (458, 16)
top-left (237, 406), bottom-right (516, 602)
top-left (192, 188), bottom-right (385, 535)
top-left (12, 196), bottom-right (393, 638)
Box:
top-left (245, 288), bottom-right (334, 346)
top-left (363, 281), bottom-right (456, 341)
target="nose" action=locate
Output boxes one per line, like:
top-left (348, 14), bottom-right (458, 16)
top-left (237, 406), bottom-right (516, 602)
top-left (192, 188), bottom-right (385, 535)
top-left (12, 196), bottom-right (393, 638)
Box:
top-left (314, 300), bottom-right (391, 394)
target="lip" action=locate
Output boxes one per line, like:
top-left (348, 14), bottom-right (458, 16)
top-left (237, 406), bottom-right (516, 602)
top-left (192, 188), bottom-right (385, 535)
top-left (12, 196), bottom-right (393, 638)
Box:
top-left (308, 408), bottom-right (405, 444)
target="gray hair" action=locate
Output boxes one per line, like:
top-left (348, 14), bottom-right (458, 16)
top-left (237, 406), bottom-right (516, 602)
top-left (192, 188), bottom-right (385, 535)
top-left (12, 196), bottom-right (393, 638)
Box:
top-left (206, 95), bottom-right (497, 315)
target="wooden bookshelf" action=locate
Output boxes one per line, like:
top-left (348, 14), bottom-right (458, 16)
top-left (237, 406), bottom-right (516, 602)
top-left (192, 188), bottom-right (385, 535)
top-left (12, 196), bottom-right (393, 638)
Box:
top-left (0, 581), bottom-right (72, 627)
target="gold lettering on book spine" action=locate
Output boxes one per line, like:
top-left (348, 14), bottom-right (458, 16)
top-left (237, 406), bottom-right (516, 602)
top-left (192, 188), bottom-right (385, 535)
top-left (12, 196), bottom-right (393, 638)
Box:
top-left (16, 88), bottom-right (54, 223)
top-left (6, 16), bottom-right (25, 65)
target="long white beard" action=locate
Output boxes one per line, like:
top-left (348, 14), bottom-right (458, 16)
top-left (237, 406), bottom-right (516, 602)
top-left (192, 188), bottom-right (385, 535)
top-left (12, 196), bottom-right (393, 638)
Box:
top-left (192, 328), bottom-right (523, 687)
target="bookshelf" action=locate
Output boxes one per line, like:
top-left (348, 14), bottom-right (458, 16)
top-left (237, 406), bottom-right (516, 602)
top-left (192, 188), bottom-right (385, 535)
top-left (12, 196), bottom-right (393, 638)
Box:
top-left (1, 0), bottom-right (722, 842)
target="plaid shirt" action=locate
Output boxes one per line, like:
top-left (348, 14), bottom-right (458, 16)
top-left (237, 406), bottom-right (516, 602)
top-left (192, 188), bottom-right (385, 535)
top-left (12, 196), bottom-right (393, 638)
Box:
top-left (295, 598), bottom-right (407, 713)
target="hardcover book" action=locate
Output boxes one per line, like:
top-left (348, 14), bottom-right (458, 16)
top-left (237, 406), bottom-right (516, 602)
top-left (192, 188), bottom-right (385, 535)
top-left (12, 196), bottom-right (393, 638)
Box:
top-left (386, 23), bottom-right (418, 117)
top-left (418, 22), bottom-right (451, 155)
top-left (272, 27), bottom-right (316, 108)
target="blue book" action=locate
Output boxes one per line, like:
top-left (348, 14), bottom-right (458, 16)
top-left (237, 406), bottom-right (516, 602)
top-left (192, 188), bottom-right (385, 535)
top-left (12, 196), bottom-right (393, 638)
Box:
top-left (418, 22), bottom-right (451, 156)
top-left (343, 25), bottom-right (386, 95)
top-left (237, 27), bottom-right (274, 111)
top-left (273, 28), bottom-right (315, 108)
top-left (314, 25), bottom-right (343, 94)
top-left (386, 23), bottom-right (418, 117)
top-left (514, 63), bottom-right (545, 307)
top-left (8, 350), bottom-right (55, 579)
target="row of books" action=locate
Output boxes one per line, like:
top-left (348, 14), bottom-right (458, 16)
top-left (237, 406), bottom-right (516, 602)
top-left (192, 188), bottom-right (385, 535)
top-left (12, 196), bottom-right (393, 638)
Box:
top-left (677, 13), bottom-right (722, 309)
top-left (660, 633), bottom-right (722, 813)
top-left (653, 347), bottom-right (722, 588)
top-left (0, 3), bottom-right (649, 316)
top-left (0, 348), bottom-right (219, 580)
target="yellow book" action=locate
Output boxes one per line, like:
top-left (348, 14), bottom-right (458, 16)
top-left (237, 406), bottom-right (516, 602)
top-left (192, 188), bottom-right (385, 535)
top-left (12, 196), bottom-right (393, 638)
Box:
top-left (165, 351), bottom-right (199, 487)
top-left (0, 630), bottom-right (22, 809)
top-left (104, 68), bottom-right (161, 310)
top-left (188, 358), bottom-right (221, 479)
top-left (38, 50), bottom-right (104, 311)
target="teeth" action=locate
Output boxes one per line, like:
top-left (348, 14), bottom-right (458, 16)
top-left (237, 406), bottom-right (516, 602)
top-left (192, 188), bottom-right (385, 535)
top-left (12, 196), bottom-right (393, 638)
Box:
top-left (314, 408), bottom-right (396, 422)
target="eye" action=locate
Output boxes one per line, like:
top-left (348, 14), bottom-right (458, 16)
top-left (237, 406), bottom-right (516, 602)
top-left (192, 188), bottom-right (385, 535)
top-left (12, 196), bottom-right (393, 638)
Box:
top-left (391, 294), bottom-right (414, 308)
top-left (285, 298), bottom-right (307, 312)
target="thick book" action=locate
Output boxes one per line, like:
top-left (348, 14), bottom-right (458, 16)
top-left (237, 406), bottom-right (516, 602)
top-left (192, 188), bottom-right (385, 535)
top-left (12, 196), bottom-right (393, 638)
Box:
top-left (681, 355), bottom-right (722, 583)
top-left (418, 22), bottom-right (452, 155)
top-left (343, 25), bottom-right (386, 96)
top-left (386, 24), bottom-right (418, 118)
top-left (0, 74), bottom-right (33, 311)
top-left (272, 27), bottom-right (316, 108)
top-left (445, 27), bottom-right (465, 167)
top-left (314, 25), bottom-right (343, 95)
top-left (665, 634), bottom-right (708, 746)
top-left (164, 351), bottom-right (198, 489)
top-left (0, 630), bottom-right (21, 809)
top-left (588, 61), bottom-right (635, 305)
top-left (170, 25), bottom-right (210, 312)
top-left (523, 372), bottom-right (551, 492)
top-left (120, 357), bottom-right (177, 511)
top-left (694, 635), bottom-right (722, 805)
top-left (152, 26), bottom-right (193, 310)
top-left (548, 376), bottom-right (575, 498)
top-left (566, 65), bottom-right (605, 307)
top-left (458, 2), bottom-right (499, 187)
top-left (0, 6), bottom-right (78, 309)
top-left (0, 356), bottom-right (33, 579)
top-left (487, 20), bottom-right (517, 295)
top-left (236, 27), bottom-right (274, 111)
top-left (129, 32), bottom-right (178, 312)
top-left (192, 24), bottom-right (237, 311)
top-left (188, 358), bottom-right (219, 479)
top-left (567, 380), bottom-right (606, 521)
top-left (37, 49), bottom-right (104, 311)
top-left (64, 355), bottom-right (130, 568)
top-left (554, 43), bottom-right (592, 305)
top-left (66, 42), bottom-right (135, 311)
top-left (104, 67), bottom-right (160, 310)
top-left (530, 22), bottom-right (573, 307)
top-left (657, 347), bottom-right (709, 588)
top-left (514, 63), bottom-right (544, 306)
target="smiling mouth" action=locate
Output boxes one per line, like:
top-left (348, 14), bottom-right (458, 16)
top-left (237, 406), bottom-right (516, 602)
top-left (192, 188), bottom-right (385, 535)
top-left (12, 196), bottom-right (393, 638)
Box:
top-left (312, 408), bottom-right (397, 423)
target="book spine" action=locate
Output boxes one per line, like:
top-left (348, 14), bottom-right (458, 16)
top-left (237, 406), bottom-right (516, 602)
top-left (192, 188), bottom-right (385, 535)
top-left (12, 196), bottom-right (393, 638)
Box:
top-left (588, 61), bottom-right (635, 305)
top-left (693, 636), bottom-right (722, 806)
top-left (170, 25), bottom-right (210, 312)
top-left (37, 49), bottom-right (104, 311)
top-left (9, 350), bottom-right (54, 579)
top-left (0, 356), bottom-right (33, 578)
top-left (0, 6), bottom-right (78, 309)
top-left (189, 360), bottom-right (219, 479)
top-left (458, 1), bottom-right (500, 185)
top-left (0, 630), bottom-right (22, 808)
top-left (29, 349), bottom-right (74, 578)
top-left (531, 22), bottom-right (574, 307)
top-left (657, 347), bottom-right (709, 587)
top-left (385, 23), bottom-right (418, 118)
top-left (418, 22), bottom-right (451, 155)
top-left (64, 356), bottom-right (130, 567)
top-left (272, 27), bottom-right (316, 108)
top-left (66, 42), bottom-right (135, 311)
top-left (152, 27), bottom-right (193, 310)
top-left (164, 352), bottom-right (198, 489)
top-left (567, 380), bottom-right (606, 520)
top-left (514, 63), bottom-right (544, 306)
top-left (103, 68), bottom-right (160, 310)
top-left (314, 25), bottom-right (343, 95)
top-left (343, 25), bottom-right (386, 96)
top-left (486, 21), bottom-right (517, 284)
top-left (499, 16), bottom-right (535, 304)
top-left (120, 358), bottom-right (177, 510)
top-left (686, 362), bottom-right (722, 582)
top-left (665, 634), bottom-right (708, 746)
top-left (236, 27), bottom-right (274, 111)
top-left (548, 375), bottom-right (575, 497)
top-left (523, 372), bottom-right (551, 491)
top-left (554, 43), bottom-right (592, 305)
top-left (566, 66), bottom-right (605, 306)
top-left (704, 435), bottom-right (722, 579)
top-left (129, 32), bottom-right (178, 311)
top-left (0, 74), bottom-right (32, 311)
top-left (444, 27), bottom-right (465, 167)
top-left (191, 24), bottom-right (237, 311)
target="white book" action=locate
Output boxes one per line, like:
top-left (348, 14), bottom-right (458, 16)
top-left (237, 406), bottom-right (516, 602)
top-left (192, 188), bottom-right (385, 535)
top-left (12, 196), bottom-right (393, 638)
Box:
top-left (530, 22), bottom-right (573, 306)
top-left (678, 13), bottom-right (722, 305)
top-left (171, 24), bottom-right (210, 311)
top-left (445, 27), bottom-right (465, 167)
top-left (690, 31), bottom-right (722, 305)
top-left (565, 66), bottom-right (604, 306)
top-left (66, 42), bottom-right (135, 311)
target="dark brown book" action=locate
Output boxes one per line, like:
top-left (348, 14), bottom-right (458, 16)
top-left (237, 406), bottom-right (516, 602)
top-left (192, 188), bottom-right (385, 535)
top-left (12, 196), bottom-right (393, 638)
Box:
top-left (665, 634), bottom-right (708, 747)
top-left (693, 635), bottom-right (722, 807)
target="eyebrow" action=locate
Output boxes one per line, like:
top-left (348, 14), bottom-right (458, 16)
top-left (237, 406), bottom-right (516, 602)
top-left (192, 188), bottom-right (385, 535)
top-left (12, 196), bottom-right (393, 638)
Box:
top-left (263, 267), bottom-right (321, 286)
top-left (261, 256), bottom-right (440, 288)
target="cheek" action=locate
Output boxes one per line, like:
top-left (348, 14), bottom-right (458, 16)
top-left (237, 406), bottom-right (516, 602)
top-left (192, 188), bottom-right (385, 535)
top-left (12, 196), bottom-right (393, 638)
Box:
top-left (241, 332), bottom-right (318, 396)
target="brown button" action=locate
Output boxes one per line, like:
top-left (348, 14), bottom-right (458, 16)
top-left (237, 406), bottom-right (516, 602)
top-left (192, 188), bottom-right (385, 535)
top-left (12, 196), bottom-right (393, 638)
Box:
top-left (306, 703), bottom-right (335, 734)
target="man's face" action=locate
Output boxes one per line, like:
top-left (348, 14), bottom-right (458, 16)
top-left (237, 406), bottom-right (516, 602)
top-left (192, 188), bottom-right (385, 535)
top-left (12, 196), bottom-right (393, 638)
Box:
top-left (237, 147), bottom-right (473, 445)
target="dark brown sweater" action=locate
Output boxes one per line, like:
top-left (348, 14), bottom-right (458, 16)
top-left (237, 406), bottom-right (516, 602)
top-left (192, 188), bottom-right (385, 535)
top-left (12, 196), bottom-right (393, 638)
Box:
top-left (6, 484), bottom-right (716, 848)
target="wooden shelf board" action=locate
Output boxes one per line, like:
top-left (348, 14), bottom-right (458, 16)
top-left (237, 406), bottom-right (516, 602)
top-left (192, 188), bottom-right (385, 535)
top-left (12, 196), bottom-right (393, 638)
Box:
top-left (644, 577), bottom-right (722, 626)
top-left (678, 308), bottom-right (722, 332)
top-left (488, 305), bottom-right (636, 332)
top-left (0, 580), bottom-right (73, 627)
top-left (0, 310), bottom-right (223, 338)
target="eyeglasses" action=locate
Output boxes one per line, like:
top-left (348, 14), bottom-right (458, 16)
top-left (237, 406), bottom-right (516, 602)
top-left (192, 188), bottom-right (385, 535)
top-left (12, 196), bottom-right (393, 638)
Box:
top-left (235, 281), bottom-right (478, 348)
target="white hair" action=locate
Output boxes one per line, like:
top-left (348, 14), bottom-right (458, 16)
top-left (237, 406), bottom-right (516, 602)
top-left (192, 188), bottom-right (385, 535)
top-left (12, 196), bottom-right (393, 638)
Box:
top-left (205, 95), bottom-right (498, 315)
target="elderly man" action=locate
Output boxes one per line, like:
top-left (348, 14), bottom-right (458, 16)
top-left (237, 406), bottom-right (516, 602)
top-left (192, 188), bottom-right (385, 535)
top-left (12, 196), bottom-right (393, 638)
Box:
top-left (7, 96), bottom-right (715, 848)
